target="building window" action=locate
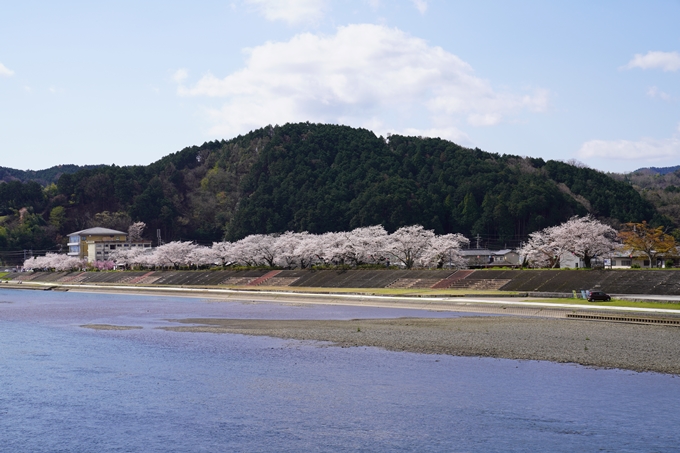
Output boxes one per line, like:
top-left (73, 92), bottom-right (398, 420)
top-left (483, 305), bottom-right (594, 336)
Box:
top-left (621, 259), bottom-right (631, 266)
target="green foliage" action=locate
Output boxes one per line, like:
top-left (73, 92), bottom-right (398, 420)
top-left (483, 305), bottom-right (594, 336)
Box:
top-left (544, 161), bottom-right (656, 222)
top-left (0, 164), bottom-right (103, 186)
top-left (0, 180), bottom-right (46, 215)
top-left (226, 123), bottom-right (643, 242)
top-left (0, 123), bottom-right (663, 255)
top-left (609, 168), bottom-right (680, 227)
top-left (49, 206), bottom-right (66, 231)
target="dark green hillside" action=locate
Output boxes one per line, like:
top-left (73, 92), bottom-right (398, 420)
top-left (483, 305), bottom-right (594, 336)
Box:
top-left (0, 164), bottom-right (103, 186)
top-left (543, 161), bottom-right (657, 226)
top-left (610, 168), bottom-right (680, 229)
top-left (0, 123), bottom-right (663, 261)
top-left (226, 123), bottom-right (656, 241)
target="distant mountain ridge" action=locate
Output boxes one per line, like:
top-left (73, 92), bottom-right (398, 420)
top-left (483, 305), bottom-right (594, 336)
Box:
top-left (632, 165), bottom-right (680, 176)
top-left (0, 164), bottom-right (104, 186)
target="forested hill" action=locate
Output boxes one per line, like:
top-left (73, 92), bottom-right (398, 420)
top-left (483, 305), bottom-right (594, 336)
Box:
top-left (632, 165), bottom-right (680, 175)
top-left (0, 123), bottom-right (665, 255)
top-left (0, 164), bottom-right (103, 186)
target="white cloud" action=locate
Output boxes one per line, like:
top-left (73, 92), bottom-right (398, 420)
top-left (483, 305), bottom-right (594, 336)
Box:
top-left (647, 86), bottom-right (672, 101)
top-left (0, 63), bottom-right (14, 77)
top-left (173, 68), bottom-right (188, 83)
top-left (411, 0), bottom-right (427, 14)
top-left (624, 51), bottom-right (680, 72)
top-left (177, 24), bottom-right (548, 139)
top-left (246, 0), bottom-right (325, 25)
top-left (578, 137), bottom-right (680, 161)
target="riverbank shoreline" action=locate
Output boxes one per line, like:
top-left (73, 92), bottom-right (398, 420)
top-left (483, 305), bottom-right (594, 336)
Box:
top-left (4, 280), bottom-right (680, 375)
top-left (162, 316), bottom-right (680, 375)
top-left (4, 279), bottom-right (680, 315)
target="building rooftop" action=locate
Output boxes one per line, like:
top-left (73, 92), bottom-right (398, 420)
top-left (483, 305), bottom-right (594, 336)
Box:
top-left (460, 249), bottom-right (514, 256)
top-left (68, 227), bottom-right (128, 236)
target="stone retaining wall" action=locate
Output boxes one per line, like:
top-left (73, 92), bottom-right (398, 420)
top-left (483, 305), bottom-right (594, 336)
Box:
top-left (4, 269), bottom-right (680, 295)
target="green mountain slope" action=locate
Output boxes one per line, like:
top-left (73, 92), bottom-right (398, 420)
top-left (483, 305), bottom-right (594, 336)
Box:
top-left (0, 164), bottom-right (103, 186)
top-left (227, 123), bottom-right (658, 242)
top-left (610, 168), bottom-right (680, 228)
top-left (0, 123), bottom-right (664, 258)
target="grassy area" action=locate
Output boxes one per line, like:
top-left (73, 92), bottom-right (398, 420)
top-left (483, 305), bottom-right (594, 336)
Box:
top-left (0, 272), bottom-right (8, 280)
top-left (521, 298), bottom-right (680, 310)
top-left (227, 286), bottom-right (680, 310)
top-left (224, 286), bottom-right (518, 297)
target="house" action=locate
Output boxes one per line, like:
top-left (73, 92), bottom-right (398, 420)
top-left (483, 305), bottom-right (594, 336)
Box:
top-left (67, 227), bottom-right (151, 263)
top-left (559, 251), bottom-right (583, 268)
top-left (607, 249), bottom-right (673, 268)
top-left (460, 249), bottom-right (520, 268)
top-left (560, 249), bottom-right (673, 269)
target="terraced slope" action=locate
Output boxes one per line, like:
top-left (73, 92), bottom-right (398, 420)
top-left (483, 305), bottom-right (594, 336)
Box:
top-left (6, 269), bottom-right (680, 295)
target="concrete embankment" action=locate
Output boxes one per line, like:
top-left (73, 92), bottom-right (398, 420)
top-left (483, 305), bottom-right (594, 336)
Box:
top-left (6, 268), bottom-right (680, 296)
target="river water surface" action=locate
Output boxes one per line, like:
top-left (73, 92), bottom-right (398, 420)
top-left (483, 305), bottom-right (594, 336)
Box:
top-left (0, 289), bottom-right (678, 452)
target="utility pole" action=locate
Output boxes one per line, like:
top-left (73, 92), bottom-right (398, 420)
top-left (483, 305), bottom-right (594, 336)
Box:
top-left (476, 234), bottom-right (481, 249)
top-left (157, 229), bottom-right (162, 246)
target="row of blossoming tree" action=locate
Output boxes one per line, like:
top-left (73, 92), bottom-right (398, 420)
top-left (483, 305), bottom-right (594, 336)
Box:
top-left (519, 215), bottom-right (624, 268)
top-left (24, 216), bottom-right (672, 272)
top-left (23, 225), bottom-right (470, 271)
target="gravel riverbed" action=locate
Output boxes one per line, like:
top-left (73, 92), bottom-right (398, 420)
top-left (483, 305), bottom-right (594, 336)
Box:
top-left (163, 317), bottom-right (680, 374)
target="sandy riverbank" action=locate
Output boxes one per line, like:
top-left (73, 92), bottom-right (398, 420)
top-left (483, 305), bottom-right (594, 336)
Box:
top-left (6, 281), bottom-right (680, 373)
top-left (163, 316), bottom-right (680, 375)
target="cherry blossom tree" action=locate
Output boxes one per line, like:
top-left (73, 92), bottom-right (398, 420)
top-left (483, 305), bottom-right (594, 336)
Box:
top-left (419, 233), bottom-right (470, 268)
top-left (188, 245), bottom-right (220, 267)
top-left (385, 225), bottom-right (436, 269)
top-left (273, 232), bottom-right (307, 268)
top-left (518, 228), bottom-right (562, 268)
top-left (292, 232), bottom-right (324, 268)
top-left (550, 216), bottom-right (618, 268)
top-left (317, 231), bottom-right (348, 265)
top-left (521, 215), bottom-right (618, 268)
top-left (24, 253), bottom-right (86, 271)
top-left (211, 241), bottom-right (234, 266)
top-left (230, 236), bottom-right (261, 266)
top-left (104, 224), bottom-right (478, 271)
top-left (153, 241), bottom-right (199, 268)
top-left (110, 247), bottom-right (151, 269)
top-left (93, 260), bottom-right (115, 271)
top-left (250, 234), bottom-right (279, 267)
top-left (344, 226), bottom-right (390, 265)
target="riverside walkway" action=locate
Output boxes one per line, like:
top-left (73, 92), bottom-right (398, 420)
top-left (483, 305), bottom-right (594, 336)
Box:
top-left (4, 279), bottom-right (680, 323)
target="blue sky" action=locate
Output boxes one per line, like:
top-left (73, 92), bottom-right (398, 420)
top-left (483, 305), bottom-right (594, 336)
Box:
top-left (1, 0), bottom-right (679, 172)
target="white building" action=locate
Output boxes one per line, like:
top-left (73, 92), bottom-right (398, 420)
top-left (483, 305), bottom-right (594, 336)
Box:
top-left (67, 227), bottom-right (151, 263)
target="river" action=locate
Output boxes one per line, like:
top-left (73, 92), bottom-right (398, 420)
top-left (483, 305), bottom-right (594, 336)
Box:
top-left (0, 289), bottom-right (678, 452)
